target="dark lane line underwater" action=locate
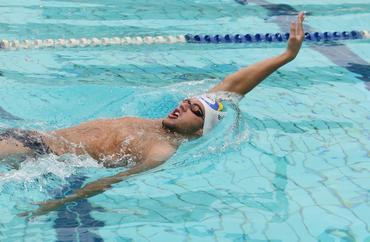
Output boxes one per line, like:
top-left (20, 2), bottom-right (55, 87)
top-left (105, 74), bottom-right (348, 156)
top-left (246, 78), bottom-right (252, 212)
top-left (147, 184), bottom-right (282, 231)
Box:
top-left (52, 175), bottom-right (105, 242)
top-left (0, 106), bottom-right (22, 121)
top-left (237, 0), bottom-right (370, 90)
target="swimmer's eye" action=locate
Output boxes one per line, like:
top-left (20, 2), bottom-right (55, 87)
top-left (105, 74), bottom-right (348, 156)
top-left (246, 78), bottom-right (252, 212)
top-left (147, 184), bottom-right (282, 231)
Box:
top-left (183, 99), bottom-right (204, 119)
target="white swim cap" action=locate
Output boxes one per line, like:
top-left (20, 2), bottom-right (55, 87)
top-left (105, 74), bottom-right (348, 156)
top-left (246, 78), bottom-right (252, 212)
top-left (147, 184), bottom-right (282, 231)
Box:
top-left (195, 93), bottom-right (224, 135)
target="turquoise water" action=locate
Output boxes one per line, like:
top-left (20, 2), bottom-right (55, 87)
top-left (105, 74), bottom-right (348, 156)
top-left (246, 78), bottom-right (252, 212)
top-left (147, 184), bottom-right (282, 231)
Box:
top-left (0, 0), bottom-right (370, 241)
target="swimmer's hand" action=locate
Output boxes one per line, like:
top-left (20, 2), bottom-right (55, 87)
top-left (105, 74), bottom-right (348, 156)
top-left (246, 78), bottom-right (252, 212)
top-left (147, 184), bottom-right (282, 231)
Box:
top-left (18, 157), bottom-right (166, 218)
top-left (285, 12), bottom-right (305, 61)
top-left (19, 180), bottom-right (112, 218)
top-left (209, 12), bottom-right (305, 96)
top-left (18, 199), bottom-right (66, 218)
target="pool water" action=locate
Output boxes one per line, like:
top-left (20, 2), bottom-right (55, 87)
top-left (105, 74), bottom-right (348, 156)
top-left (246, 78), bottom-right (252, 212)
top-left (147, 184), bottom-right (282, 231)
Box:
top-left (0, 0), bottom-right (369, 241)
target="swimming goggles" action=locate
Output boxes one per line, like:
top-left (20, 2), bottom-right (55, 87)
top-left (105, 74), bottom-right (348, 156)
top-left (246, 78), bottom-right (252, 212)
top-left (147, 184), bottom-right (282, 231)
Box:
top-left (183, 99), bottom-right (204, 119)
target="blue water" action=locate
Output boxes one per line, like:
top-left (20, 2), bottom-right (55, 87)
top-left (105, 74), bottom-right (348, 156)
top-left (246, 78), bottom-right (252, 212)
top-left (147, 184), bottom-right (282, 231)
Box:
top-left (0, 0), bottom-right (369, 241)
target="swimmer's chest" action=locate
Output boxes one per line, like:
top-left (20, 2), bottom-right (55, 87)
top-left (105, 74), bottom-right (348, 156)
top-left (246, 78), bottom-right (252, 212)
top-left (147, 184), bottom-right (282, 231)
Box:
top-left (87, 118), bottom-right (164, 158)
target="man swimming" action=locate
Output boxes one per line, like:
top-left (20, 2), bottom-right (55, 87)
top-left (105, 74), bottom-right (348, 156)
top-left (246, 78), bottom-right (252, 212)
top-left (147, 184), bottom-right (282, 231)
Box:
top-left (2, 12), bottom-right (304, 216)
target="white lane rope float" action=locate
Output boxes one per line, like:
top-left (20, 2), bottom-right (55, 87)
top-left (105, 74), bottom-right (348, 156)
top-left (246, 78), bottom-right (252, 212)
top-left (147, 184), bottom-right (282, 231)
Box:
top-left (0, 30), bottom-right (369, 50)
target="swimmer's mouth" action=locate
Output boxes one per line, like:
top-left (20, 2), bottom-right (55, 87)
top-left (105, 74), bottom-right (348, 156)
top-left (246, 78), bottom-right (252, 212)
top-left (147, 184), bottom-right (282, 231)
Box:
top-left (168, 108), bottom-right (180, 119)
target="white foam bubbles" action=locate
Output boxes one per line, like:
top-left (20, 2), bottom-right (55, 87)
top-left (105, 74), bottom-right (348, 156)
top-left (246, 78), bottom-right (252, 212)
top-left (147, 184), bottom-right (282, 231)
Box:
top-left (0, 153), bottom-right (102, 183)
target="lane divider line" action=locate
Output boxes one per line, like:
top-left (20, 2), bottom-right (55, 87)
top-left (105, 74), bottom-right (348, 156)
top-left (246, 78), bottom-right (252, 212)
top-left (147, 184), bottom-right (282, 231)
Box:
top-left (0, 30), bottom-right (368, 50)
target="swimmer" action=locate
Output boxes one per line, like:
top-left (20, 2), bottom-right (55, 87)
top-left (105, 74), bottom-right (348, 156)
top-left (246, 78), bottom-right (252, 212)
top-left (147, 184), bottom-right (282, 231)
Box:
top-left (9, 12), bottom-right (304, 216)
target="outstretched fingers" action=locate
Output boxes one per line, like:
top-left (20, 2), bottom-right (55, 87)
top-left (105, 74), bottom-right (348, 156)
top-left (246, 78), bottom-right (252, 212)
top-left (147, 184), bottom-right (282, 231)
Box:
top-left (296, 12), bottom-right (305, 38)
top-left (286, 12), bottom-right (306, 60)
top-left (290, 21), bottom-right (297, 38)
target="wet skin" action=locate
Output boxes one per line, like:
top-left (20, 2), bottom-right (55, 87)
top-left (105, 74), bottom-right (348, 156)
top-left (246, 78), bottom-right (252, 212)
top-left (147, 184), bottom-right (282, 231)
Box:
top-left (0, 98), bottom-right (206, 168)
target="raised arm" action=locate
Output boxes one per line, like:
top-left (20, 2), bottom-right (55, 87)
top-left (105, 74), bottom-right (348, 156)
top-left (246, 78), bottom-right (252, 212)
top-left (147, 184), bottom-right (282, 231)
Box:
top-left (20, 148), bottom-right (171, 217)
top-left (209, 12), bottom-right (305, 96)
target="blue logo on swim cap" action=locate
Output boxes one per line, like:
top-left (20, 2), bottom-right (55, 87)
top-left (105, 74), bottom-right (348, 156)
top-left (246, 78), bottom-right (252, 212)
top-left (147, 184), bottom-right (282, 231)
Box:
top-left (201, 97), bottom-right (223, 111)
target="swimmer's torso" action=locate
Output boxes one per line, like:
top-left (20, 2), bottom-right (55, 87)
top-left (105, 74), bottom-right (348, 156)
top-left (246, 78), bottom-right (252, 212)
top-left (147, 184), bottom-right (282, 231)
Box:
top-left (43, 117), bottom-right (178, 167)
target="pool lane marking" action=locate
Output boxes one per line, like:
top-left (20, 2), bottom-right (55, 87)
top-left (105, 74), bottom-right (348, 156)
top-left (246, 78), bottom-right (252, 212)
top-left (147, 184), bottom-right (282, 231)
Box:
top-left (235, 0), bottom-right (248, 4)
top-left (0, 106), bottom-right (23, 120)
top-left (246, 0), bottom-right (370, 90)
top-left (53, 174), bottom-right (105, 242)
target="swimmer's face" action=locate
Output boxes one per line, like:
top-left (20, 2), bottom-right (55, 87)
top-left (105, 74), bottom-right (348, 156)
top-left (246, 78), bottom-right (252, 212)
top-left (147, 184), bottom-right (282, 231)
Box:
top-left (162, 98), bottom-right (205, 136)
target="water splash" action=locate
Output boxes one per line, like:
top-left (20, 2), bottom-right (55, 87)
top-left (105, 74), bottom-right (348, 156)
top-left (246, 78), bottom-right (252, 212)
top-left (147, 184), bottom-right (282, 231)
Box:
top-left (0, 153), bottom-right (101, 184)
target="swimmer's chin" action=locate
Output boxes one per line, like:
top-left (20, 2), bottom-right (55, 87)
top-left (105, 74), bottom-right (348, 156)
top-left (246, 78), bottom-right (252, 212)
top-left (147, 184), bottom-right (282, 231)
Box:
top-left (161, 118), bottom-right (202, 138)
top-left (161, 116), bottom-right (185, 132)
top-left (161, 118), bottom-right (177, 132)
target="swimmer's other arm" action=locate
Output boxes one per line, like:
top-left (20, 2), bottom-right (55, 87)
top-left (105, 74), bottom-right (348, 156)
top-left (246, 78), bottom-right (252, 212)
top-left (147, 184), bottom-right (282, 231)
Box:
top-left (19, 157), bottom-right (166, 217)
top-left (209, 12), bottom-right (305, 96)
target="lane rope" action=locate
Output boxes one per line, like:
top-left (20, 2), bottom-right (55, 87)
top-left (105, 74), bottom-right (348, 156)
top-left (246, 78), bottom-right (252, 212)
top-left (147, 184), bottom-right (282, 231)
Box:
top-left (0, 30), bottom-right (368, 50)
top-left (185, 30), bottom-right (369, 43)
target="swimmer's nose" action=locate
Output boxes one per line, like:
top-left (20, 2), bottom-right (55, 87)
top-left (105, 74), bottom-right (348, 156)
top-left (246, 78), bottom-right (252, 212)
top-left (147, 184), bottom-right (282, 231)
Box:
top-left (180, 101), bottom-right (189, 112)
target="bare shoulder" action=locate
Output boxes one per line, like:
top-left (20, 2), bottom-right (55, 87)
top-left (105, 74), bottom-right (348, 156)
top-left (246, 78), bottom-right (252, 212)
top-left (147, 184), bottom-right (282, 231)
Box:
top-left (115, 116), bottom-right (146, 122)
top-left (70, 117), bottom-right (143, 126)
top-left (146, 142), bottom-right (176, 163)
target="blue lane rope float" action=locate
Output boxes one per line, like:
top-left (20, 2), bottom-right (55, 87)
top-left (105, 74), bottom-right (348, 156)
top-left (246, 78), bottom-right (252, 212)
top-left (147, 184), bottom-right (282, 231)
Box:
top-left (0, 30), bottom-right (369, 50)
top-left (185, 30), bottom-right (369, 43)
